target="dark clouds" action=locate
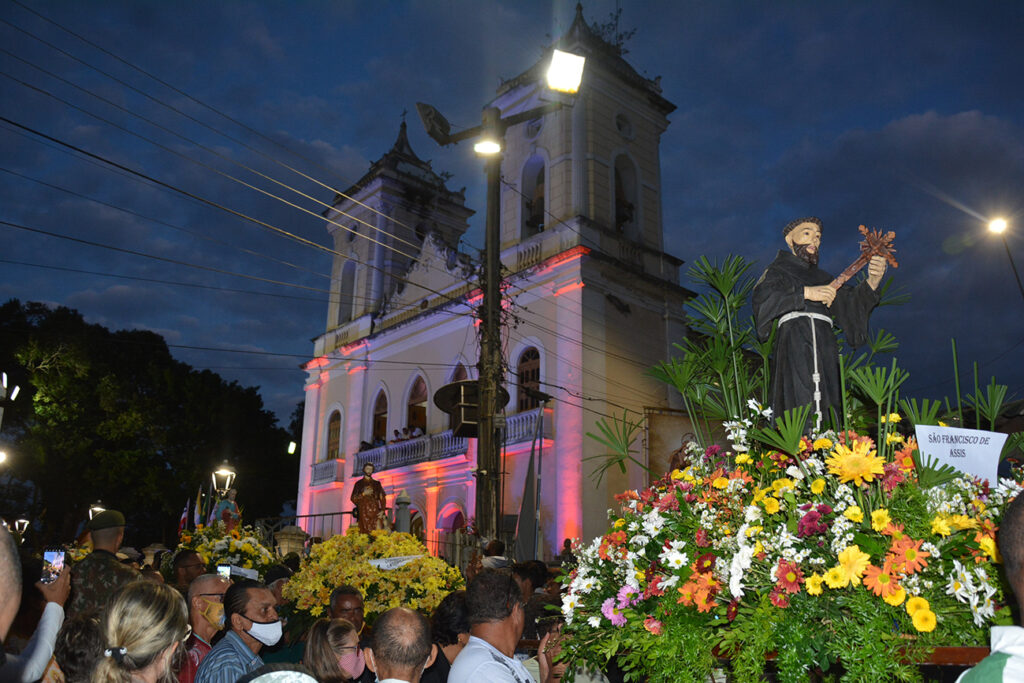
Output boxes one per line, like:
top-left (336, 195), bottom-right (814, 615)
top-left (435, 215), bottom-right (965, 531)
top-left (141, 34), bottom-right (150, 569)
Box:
top-left (2, 0), bottom-right (1023, 422)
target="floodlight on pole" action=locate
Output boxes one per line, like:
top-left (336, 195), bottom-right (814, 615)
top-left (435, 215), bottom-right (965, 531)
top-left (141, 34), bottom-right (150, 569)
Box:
top-left (287, 441), bottom-right (297, 455)
top-left (547, 49), bottom-right (586, 93)
top-left (473, 139), bottom-right (502, 155)
top-left (988, 218), bottom-right (1024, 304)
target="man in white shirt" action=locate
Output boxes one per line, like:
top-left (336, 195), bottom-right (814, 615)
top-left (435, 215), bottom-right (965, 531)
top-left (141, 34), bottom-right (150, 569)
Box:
top-left (448, 569), bottom-right (554, 683)
top-left (364, 607), bottom-right (435, 683)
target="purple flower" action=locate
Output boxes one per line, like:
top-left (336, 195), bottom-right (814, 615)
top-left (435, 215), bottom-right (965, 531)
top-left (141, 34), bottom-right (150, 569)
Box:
top-left (796, 510), bottom-right (830, 537)
top-left (616, 585), bottom-right (640, 609)
top-left (602, 597), bottom-right (627, 626)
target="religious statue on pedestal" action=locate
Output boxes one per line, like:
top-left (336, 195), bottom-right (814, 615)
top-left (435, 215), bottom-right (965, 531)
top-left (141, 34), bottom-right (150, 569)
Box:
top-left (351, 463), bottom-right (388, 534)
top-left (214, 488), bottom-right (241, 533)
top-left (752, 217), bottom-right (897, 431)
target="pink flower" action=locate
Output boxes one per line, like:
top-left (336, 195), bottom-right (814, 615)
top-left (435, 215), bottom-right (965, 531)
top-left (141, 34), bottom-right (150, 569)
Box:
top-left (643, 616), bottom-right (663, 635)
top-left (695, 529), bottom-right (710, 546)
top-left (616, 585), bottom-right (640, 609)
top-left (602, 597), bottom-right (627, 626)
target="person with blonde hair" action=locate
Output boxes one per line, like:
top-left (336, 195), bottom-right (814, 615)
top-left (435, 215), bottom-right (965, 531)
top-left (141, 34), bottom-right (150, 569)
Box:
top-left (301, 618), bottom-right (363, 682)
top-left (93, 581), bottom-right (189, 683)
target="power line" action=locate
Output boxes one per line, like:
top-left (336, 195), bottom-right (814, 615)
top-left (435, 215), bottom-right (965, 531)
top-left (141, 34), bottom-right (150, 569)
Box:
top-left (0, 114), bottom-right (474, 313)
top-left (0, 8), bottom-right (432, 255)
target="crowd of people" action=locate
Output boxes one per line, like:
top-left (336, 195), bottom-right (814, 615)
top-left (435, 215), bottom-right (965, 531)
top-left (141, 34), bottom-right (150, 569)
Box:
top-left (0, 509), bottom-right (605, 683)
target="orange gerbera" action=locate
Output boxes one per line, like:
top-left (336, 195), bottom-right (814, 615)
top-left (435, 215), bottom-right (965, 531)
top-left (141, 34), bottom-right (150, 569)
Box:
top-left (863, 562), bottom-right (899, 598)
top-left (890, 537), bottom-right (930, 575)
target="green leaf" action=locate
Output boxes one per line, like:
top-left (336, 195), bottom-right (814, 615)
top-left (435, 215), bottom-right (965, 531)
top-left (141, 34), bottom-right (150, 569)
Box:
top-left (899, 397), bottom-right (942, 427)
top-left (911, 447), bottom-right (960, 489)
top-left (584, 410), bottom-right (646, 485)
top-left (750, 404), bottom-right (812, 455)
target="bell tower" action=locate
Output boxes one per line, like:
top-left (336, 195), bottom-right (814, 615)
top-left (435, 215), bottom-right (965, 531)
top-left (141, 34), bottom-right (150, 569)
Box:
top-left (492, 4), bottom-right (677, 263)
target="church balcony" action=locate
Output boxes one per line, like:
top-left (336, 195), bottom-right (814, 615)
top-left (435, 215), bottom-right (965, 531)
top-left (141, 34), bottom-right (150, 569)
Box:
top-left (350, 407), bottom-right (554, 475)
top-left (310, 458), bottom-right (346, 486)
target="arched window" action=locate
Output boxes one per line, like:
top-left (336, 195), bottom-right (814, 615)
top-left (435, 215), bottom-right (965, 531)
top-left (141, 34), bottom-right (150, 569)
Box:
top-left (517, 347), bottom-right (541, 413)
top-left (372, 391), bottom-right (388, 444)
top-left (337, 261), bottom-right (356, 324)
top-left (521, 156), bottom-right (546, 239)
top-left (613, 155), bottom-right (637, 236)
top-left (407, 376), bottom-right (427, 435)
top-left (325, 410), bottom-right (341, 462)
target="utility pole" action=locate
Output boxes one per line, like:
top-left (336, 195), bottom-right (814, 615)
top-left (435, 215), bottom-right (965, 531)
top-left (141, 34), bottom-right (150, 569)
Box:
top-left (476, 106), bottom-right (504, 542)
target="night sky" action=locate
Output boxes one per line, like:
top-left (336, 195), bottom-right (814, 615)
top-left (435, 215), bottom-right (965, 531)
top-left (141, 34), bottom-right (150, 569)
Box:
top-left (1, 1), bottom-right (1023, 425)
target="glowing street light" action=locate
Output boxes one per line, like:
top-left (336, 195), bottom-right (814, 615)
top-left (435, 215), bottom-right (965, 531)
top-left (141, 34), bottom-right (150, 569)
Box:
top-left (88, 501), bottom-right (106, 520)
top-left (473, 139), bottom-right (502, 156)
top-left (546, 49), bottom-right (586, 94)
top-left (988, 218), bottom-right (1024, 304)
top-left (13, 518), bottom-right (28, 535)
top-left (212, 460), bottom-right (236, 497)
top-left (1, 371), bottom-right (20, 433)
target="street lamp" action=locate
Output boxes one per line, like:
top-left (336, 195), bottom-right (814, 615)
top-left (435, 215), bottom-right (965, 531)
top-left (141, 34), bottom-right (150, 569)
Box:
top-left (1, 371), bottom-right (20, 432)
top-left (988, 218), bottom-right (1024, 304)
top-left (88, 501), bottom-right (106, 520)
top-left (417, 48), bottom-right (585, 541)
top-left (13, 518), bottom-right (28, 535)
top-left (212, 460), bottom-right (236, 497)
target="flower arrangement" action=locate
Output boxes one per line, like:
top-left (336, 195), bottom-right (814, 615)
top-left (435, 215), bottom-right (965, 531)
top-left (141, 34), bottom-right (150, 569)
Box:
top-left (283, 529), bottom-right (463, 623)
top-left (171, 522), bottom-right (276, 579)
top-left (562, 401), bottom-right (1023, 682)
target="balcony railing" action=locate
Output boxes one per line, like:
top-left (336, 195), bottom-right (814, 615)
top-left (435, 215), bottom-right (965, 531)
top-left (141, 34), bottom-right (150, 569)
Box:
top-left (351, 407), bottom-right (554, 475)
top-left (353, 430), bottom-right (470, 474)
top-left (310, 459), bottom-right (345, 486)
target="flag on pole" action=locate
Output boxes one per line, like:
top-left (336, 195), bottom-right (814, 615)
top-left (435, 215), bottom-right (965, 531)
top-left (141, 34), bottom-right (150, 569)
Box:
top-left (193, 487), bottom-right (203, 528)
top-left (178, 498), bottom-right (189, 535)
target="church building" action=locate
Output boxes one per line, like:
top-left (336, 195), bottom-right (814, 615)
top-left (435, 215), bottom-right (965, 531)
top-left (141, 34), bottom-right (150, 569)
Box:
top-left (296, 7), bottom-right (691, 559)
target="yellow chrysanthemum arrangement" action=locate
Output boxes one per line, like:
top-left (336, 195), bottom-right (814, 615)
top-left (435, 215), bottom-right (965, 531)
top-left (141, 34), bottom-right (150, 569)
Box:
top-left (283, 529), bottom-right (463, 623)
top-left (173, 522), bottom-right (276, 578)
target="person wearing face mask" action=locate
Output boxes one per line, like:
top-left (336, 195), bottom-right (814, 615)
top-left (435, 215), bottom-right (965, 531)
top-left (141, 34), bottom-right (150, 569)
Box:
top-left (178, 574), bottom-right (230, 683)
top-left (302, 618), bottom-right (364, 682)
top-left (195, 580), bottom-right (281, 683)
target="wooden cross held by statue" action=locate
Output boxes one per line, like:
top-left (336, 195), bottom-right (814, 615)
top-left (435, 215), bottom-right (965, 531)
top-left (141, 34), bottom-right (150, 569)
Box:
top-left (829, 224), bottom-right (899, 290)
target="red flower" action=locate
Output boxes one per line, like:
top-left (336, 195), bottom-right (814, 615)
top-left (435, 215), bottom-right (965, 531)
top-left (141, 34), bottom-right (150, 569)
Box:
top-left (775, 559), bottom-right (803, 594)
top-left (726, 600), bottom-right (740, 622)
top-left (695, 552), bottom-right (716, 572)
top-left (695, 529), bottom-right (710, 547)
top-left (769, 587), bottom-right (791, 608)
top-left (643, 616), bottom-right (663, 635)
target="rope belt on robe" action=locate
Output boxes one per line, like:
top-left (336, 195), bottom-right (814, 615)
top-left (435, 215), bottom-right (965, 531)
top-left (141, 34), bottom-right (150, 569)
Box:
top-left (778, 311), bottom-right (833, 432)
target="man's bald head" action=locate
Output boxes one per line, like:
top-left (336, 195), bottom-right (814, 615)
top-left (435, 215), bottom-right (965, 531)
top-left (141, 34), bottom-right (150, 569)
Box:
top-left (367, 607), bottom-right (433, 681)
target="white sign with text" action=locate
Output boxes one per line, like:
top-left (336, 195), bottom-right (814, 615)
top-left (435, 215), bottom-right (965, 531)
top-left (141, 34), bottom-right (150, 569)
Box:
top-left (914, 425), bottom-right (1007, 484)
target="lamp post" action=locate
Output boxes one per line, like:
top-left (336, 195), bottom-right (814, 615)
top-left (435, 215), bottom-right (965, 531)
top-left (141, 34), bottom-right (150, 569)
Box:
top-left (88, 501), bottom-right (106, 520)
top-left (988, 218), bottom-right (1024, 304)
top-left (1, 371), bottom-right (20, 432)
top-left (212, 460), bottom-right (236, 497)
top-left (417, 49), bottom-right (585, 541)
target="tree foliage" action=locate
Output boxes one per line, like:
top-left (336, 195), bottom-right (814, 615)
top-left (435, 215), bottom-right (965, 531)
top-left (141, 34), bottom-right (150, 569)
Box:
top-left (0, 299), bottom-right (298, 545)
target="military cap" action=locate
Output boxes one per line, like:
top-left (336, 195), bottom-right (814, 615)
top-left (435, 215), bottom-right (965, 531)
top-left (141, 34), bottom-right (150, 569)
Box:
top-left (87, 509), bottom-right (126, 531)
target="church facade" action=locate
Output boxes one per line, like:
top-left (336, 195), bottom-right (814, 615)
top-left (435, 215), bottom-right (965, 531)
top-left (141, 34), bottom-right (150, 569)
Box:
top-left (296, 8), bottom-right (691, 559)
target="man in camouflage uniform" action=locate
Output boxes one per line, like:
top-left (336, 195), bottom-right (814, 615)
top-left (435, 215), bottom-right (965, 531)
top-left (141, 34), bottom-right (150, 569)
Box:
top-left (68, 509), bottom-right (140, 616)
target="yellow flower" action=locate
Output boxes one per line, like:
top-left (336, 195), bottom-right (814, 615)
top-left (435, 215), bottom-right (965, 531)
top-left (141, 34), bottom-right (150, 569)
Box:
top-left (906, 596), bottom-right (930, 617)
top-left (880, 413), bottom-right (901, 424)
top-left (746, 525), bottom-right (762, 538)
top-left (772, 478), bottom-right (795, 494)
top-left (752, 487), bottom-right (769, 504)
top-left (978, 536), bottom-right (1000, 562)
top-left (670, 469), bottom-right (685, 480)
top-left (813, 438), bottom-right (834, 451)
top-left (931, 516), bottom-right (952, 537)
top-left (735, 453), bottom-right (751, 465)
top-left (806, 573), bottom-right (824, 596)
top-left (713, 477), bottom-right (729, 490)
top-left (948, 514), bottom-right (978, 531)
top-left (938, 420), bottom-right (948, 427)
top-left (912, 609), bottom-right (937, 633)
top-left (614, 518), bottom-right (626, 529)
top-left (754, 541), bottom-right (764, 555)
top-left (825, 441), bottom-right (885, 486)
top-left (886, 432), bottom-right (905, 445)
top-left (871, 509), bottom-right (892, 533)
top-left (762, 497), bottom-right (781, 515)
top-left (824, 566), bottom-right (849, 589)
top-left (884, 587), bottom-right (906, 606)
top-left (838, 545), bottom-right (870, 586)
top-left (844, 506), bottom-right (864, 523)
top-left (810, 478), bottom-right (826, 495)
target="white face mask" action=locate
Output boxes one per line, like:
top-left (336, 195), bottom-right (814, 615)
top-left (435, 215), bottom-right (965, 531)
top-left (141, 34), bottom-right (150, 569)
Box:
top-left (245, 617), bottom-right (283, 646)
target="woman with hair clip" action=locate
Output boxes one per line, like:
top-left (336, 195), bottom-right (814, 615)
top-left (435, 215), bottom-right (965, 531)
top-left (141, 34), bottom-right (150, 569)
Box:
top-left (301, 618), bottom-right (363, 683)
top-left (93, 581), bottom-right (189, 683)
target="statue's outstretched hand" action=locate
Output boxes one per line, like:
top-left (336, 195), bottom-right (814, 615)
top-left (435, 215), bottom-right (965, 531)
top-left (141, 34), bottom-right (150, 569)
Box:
top-left (866, 255), bottom-right (887, 290)
top-left (804, 285), bottom-right (837, 307)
